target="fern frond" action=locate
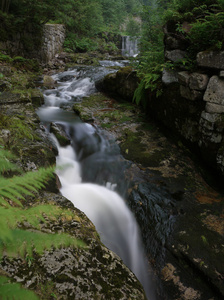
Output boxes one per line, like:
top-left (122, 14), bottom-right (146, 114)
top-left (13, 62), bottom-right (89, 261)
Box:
top-left (133, 80), bottom-right (146, 106)
top-left (0, 166), bottom-right (55, 207)
top-left (0, 205), bottom-right (85, 258)
top-left (0, 276), bottom-right (39, 300)
top-left (0, 149), bottom-right (20, 174)
top-left (1, 229), bottom-right (83, 258)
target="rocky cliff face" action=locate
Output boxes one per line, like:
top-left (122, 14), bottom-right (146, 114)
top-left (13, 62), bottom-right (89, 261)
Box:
top-left (0, 64), bottom-right (147, 299)
top-left (0, 24), bottom-right (65, 63)
top-left (151, 24), bottom-right (224, 178)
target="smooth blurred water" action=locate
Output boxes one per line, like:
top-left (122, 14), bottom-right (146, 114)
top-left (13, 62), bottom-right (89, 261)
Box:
top-left (37, 63), bottom-right (156, 300)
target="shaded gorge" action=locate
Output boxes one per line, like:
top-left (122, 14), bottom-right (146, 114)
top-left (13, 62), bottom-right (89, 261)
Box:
top-left (37, 62), bottom-right (158, 300)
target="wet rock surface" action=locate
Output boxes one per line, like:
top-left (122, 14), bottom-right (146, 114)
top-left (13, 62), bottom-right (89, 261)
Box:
top-left (74, 92), bottom-right (224, 300)
top-left (1, 192), bottom-right (146, 300)
top-left (0, 88), bottom-right (146, 298)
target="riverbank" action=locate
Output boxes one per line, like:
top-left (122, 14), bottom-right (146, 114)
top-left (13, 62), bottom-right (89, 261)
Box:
top-left (0, 56), bottom-right (147, 299)
top-left (1, 53), bottom-right (223, 299)
top-left (74, 90), bottom-right (224, 299)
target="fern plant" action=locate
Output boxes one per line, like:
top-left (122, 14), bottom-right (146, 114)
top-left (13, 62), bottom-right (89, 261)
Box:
top-left (0, 165), bottom-right (55, 207)
top-left (0, 276), bottom-right (39, 300)
top-left (0, 147), bottom-right (85, 259)
top-left (133, 49), bottom-right (164, 107)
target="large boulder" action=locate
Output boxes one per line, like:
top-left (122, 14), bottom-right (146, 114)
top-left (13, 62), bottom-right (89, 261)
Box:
top-left (0, 192), bottom-right (147, 300)
top-left (203, 76), bottom-right (224, 105)
top-left (96, 67), bottom-right (139, 101)
top-left (165, 50), bottom-right (187, 62)
top-left (197, 51), bottom-right (224, 70)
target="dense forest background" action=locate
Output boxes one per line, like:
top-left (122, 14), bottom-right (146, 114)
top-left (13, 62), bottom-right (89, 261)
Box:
top-left (1, 1), bottom-right (224, 299)
top-left (1, 1), bottom-right (224, 58)
top-left (1, 0), bottom-right (224, 107)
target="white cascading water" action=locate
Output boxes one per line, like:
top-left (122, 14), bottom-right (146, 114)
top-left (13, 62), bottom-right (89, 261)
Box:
top-left (122, 36), bottom-right (139, 57)
top-left (37, 65), bottom-right (156, 300)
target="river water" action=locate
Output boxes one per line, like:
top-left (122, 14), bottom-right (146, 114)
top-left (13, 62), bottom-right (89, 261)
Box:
top-left (37, 62), bottom-right (156, 300)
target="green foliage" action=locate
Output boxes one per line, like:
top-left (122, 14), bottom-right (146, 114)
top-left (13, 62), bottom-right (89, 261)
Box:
top-left (133, 80), bottom-right (147, 106)
top-left (0, 146), bottom-right (54, 207)
top-left (172, 0), bottom-right (217, 13)
top-left (1, 0), bottom-right (143, 49)
top-left (0, 205), bottom-right (84, 258)
top-left (0, 276), bottom-right (39, 300)
top-left (164, 0), bottom-right (224, 55)
top-left (0, 147), bottom-right (84, 259)
top-left (0, 166), bottom-right (55, 207)
top-left (0, 73), bottom-right (4, 79)
top-left (0, 148), bottom-right (19, 174)
top-left (188, 10), bottom-right (224, 53)
top-left (132, 2), bottom-right (165, 106)
top-left (64, 34), bottom-right (97, 53)
top-left (134, 0), bottom-right (224, 108)
top-left (0, 114), bottom-right (38, 148)
top-left (125, 18), bottom-right (141, 36)
top-left (0, 52), bottom-right (12, 63)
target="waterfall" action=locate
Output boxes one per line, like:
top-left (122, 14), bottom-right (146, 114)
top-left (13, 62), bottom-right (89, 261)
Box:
top-left (54, 136), bottom-right (155, 300)
top-left (37, 64), bottom-right (156, 300)
top-left (122, 36), bottom-right (139, 57)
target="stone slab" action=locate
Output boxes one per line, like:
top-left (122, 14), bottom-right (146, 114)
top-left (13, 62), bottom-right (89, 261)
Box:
top-left (162, 69), bottom-right (178, 85)
top-left (189, 73), bottom-right (209, 91)
top-left (201, 111), bottom-right (221, 123)
top-left (180, 85), bottom-right (203, 101)
top-left (203, 76), bottom-right (224, 105)
top-left (197, 51), bottom-right (224, 70)
top-left (205, 102), bottom-right (224, 114)
top-left (165, 50), bottom-right (186, 62)
top-left (178, 71), bottom-right (190, 86)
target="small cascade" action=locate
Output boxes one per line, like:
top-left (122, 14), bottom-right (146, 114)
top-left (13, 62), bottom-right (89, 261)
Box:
top-left (122, 36), bottom-right (139, 57)
top-left (55, 138), bottom-right (155, 300)
top-left (37, 65), bottom-right (156, 300)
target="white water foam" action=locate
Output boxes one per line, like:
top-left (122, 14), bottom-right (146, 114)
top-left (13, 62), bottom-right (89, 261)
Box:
top-left (38, 67), bottom-right (156, 299)
top-left (55, 141), bottom-right (156, 300)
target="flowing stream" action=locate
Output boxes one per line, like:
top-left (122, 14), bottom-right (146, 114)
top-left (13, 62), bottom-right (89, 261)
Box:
top-left (37, 62), bottom-right (156, 300)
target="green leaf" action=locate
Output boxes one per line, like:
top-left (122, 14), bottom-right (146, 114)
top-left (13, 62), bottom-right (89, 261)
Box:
top-left (0, 276), bottom-right (39, 300)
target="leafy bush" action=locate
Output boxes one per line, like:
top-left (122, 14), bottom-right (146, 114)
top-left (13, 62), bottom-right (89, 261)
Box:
top-left (0, 276), bottom-right (39, 300)
top-left (188, 10), bottom-right (224, 53)
top-left (0, 147), bottom-right (84, 259)
top-left (0, 52), bottom-right (12, 63)
top-left (125, 18), bottom-right (141, 37)
top-left (64, 34), bottom-right (97, 53)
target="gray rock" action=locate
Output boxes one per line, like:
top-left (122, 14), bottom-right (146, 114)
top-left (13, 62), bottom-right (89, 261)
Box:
top-left (164, 36), bottom-right (188, 51)
top-left (0, 65), bottom-right (12, 76)
top-left (189, 73), bottom-right (209, 91)
top-left (0, 129), bottom-right (11, 145)
top-left (180, 85), bottom-right (203, 101)
top-left (43, 75), bottom-right (56, 89)
top-left (178, 71), bottom-right (190, 86)
top-left (165, 50), bottom-right (186, 62)
top-left (205, 102), bottom-right (224, 114)
top-left (200, 111), bottom-right (221, 123)
top-left (1, 192), bottom-right (147, 300)
top-left (197, 51), bottom-right (224, 70)
top-left (204, 76), bottom-right (224, 105)
top-left (220, 70), bottom-right (224, 78)
top-left (30, 89), bottom-right (44, 107)
top-left (162, 69), bottom-right (178, 85)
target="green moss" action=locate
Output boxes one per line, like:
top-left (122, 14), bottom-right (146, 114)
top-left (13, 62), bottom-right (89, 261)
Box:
top-left (0, 114), bottom-right (40, 148)
top-left (101, 123), bottom-right (114, 129)
top-left (36, 280), bottom-right (58, 299)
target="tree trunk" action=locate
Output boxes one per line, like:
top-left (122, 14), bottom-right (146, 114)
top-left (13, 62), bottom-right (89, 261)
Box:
top-left (1, 0), bottom-right (11, 13)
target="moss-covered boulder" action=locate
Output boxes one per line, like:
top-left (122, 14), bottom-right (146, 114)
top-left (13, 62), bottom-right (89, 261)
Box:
top-left (0, 192), bottom-right (147, 300)
top-left (96, 66), bottom-right (139, 101)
